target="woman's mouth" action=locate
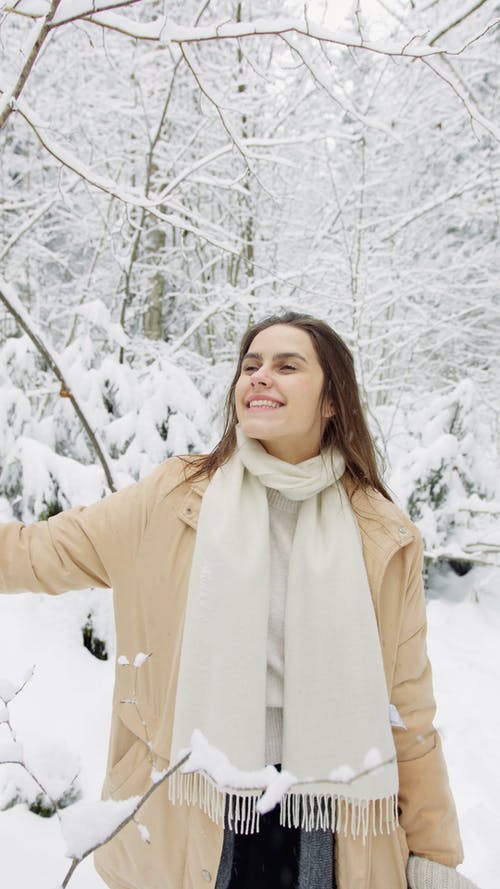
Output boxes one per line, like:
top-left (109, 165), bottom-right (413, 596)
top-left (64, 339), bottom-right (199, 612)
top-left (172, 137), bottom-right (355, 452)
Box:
top-left (246, 398), bottom-right (284, 410)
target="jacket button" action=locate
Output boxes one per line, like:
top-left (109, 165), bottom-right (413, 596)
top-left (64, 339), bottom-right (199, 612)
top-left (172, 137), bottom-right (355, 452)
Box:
top-left (186, 507), bottom-right (192, 514)
top-left (201, 870), bottom-right (211, 882)
top-left (399, 526), bottom-right (407, 534)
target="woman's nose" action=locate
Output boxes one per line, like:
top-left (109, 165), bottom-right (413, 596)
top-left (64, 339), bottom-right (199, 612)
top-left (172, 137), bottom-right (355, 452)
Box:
top-left (250, 366), bottom-right (271, 385)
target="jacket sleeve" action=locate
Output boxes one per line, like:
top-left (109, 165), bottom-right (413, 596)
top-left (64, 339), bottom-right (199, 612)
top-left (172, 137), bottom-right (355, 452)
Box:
top-left (391, 533), bottom-right (464, 867)
top-left (0, 460), bottom-right (178, 596)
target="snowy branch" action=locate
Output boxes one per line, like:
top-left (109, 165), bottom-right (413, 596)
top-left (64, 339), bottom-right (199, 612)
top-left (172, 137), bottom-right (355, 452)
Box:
top-left (58, 751), bottom-right (191, 887)
top-left (0, 0), bottom-right (140, 21)
top-left (0, 667), bottom-right (80, 824)
top-left (379, 170), bottom-right (487, 240)
top-left (74, 13), bottom-right (477, 58)
top-left (176, 45), bottom-right (279, 201)
top-left (428, 0), bottom-right (493, 45)
top-left (280, 35), bottom-right (402, 142)
top-left (51, 0), bottom-right (141, 27)
top-left (0, 0), bottom-right (62, 129)
top-left (167, 266), bottom-right (319, 355)
top-left (0, 657), bottom-right (189, 888)
top-left (158, 136), bottom-right (316, 200)
top-left (12, 100), bottom-right (242, 254)
top-left (179, 43), bottom-right (254, 167)
top-left (421, 55), bottom-right (500, 142)
top-left (165, 726), bottom-right (414, 819)
top-left (0, 180), bottom-right (79, 264)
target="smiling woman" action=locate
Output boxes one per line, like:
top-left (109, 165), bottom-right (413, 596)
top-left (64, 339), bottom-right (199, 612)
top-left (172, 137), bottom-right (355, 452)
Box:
top-left (188, 312), bottom-right (392, 499)
top-left (0, 312), bottom-right (473, 889)
top-left (235, 325), bottom-right (332, 464)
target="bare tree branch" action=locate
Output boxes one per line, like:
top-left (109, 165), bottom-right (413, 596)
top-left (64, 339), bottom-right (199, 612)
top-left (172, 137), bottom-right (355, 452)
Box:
top-left (177, 42), bottom-right (276, 202)
top-left (0, 178), bottom-right (80, 264)
top-left (280, 34), bottom-right (402, 141)
top-left (379, 170), bottom-right (487, 240)
top-left (422, 54), bottom-right (500, 142)
top-left (51, 0), bottom-right (141, 27)
top-left (428, 0), bottom-right (493, 45)
top-left (12, 99), bottom-right (242, 253)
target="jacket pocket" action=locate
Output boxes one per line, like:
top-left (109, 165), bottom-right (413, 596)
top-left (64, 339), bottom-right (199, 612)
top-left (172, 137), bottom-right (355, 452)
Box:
top-left (107, 736), bottom-right (151, 798)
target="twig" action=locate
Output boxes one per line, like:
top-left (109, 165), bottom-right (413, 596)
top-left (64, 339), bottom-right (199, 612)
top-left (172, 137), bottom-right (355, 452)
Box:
top-left (0, 668), bottom-right (76, 820)
top-left (421, 54), bottom-right (500, 142)
top-left (12, 99), bottom-right (241, 255)
top-left (428, 0), bottom-right (493, 46)
top-left (59, 751), bottom-right (191, 888)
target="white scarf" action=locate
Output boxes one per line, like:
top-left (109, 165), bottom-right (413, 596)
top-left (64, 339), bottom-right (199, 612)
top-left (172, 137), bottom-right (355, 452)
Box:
top-left (169, 429), bottom-right (398, 837)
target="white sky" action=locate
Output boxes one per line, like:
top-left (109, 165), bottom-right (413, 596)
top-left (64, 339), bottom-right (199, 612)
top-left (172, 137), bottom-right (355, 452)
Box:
top-left (311, 0), bottom-right (355, 26)
top-left (308, 0), bottom-right (386, 30)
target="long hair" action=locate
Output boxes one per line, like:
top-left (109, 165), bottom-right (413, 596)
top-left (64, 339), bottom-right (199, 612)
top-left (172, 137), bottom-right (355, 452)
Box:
top-left (183, 312), bottom-right (391, 500)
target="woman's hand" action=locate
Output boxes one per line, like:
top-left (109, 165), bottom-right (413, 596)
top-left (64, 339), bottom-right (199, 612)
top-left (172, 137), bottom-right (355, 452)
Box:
top-left (407, 856), bottom-right (480, 889)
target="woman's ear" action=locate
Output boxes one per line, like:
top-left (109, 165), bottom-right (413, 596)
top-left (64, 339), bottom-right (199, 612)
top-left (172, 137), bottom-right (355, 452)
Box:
top-left (323, 380), bottom-right (335, 419)
top-left (322, 398), bottom-right (335, 419)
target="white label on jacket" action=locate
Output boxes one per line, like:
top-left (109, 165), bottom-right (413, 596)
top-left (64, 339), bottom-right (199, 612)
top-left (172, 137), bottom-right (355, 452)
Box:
top-left (389, 704), bottom-right (407, 729)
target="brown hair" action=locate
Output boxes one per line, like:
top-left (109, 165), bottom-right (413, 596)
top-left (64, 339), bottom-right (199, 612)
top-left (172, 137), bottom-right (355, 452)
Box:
top-left (183, 312), bottom-right (391, 500)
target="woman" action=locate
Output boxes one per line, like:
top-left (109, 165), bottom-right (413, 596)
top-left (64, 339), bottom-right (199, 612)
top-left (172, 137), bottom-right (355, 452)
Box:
top-left (0, 312), bottom-right (476, 889)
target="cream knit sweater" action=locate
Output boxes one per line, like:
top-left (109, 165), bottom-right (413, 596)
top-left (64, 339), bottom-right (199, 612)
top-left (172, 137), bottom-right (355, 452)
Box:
top-left (265, 488), bottom-right (298, 765)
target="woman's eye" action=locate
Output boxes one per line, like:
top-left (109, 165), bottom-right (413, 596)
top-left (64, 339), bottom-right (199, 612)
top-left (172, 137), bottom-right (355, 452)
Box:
top-left (241, 363), bottom-right (296, 373)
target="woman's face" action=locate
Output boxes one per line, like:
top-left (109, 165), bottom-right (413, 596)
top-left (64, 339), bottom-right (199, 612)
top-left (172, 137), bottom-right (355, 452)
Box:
top-left (234, 324), bottom-right (333, 464)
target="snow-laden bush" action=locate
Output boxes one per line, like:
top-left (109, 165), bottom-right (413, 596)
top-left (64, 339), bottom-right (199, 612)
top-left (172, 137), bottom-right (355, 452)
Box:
top-left (0, 737), bottom-right (81, 817)
top-left (0, 315), bottom-right (211, 521)
top-left (391, 380), bottom-right (499, 570)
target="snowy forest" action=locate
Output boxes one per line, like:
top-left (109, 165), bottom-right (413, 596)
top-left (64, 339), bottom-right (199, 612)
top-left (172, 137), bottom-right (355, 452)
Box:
top-left (0, 0), bottom-right (499, 886)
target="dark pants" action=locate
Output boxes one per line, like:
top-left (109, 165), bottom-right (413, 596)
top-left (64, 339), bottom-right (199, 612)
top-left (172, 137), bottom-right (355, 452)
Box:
top-left (216, 793), bottom-right (335, 889)
top-left (226, 802), bottom-right (301, 889)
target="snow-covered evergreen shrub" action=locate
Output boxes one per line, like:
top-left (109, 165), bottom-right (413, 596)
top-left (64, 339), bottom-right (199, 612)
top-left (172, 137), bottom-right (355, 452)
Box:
top-left (82, 614), bottom-right (108, 661)
top-left (0, 323), bottom-right (211, 521)
top-left (391, 381), bottom-right (499, 570)
top-left (0, 737), bottom-right (82, 817)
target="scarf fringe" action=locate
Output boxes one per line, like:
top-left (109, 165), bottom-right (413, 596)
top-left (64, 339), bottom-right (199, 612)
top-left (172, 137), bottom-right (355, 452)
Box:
top-left (168, 770), bottom-right (399, 840)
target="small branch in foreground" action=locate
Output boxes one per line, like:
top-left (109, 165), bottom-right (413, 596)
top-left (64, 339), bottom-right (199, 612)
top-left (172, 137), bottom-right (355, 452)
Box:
top-left (0, 667), bottom-right (76, 824)
top-left (59, 751), bottom-right (191, 888)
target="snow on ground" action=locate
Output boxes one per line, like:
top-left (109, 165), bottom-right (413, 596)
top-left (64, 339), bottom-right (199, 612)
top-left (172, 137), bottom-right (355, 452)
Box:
top-left (426, 565), bottom-right (500, 889)
top-left (0, 589), bottom-right (113, 888)
top-left (0, 565), bottom-right (499, 888)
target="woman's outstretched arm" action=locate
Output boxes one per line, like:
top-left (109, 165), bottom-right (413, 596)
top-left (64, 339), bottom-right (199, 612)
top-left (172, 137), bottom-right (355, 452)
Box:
top-left (0, 459), bottom-right (180, 596)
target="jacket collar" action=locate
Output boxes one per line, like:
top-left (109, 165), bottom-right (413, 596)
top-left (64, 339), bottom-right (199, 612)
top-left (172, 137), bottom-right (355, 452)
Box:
top-left (177, 478), bottom-right (209, 531)
top-left (178, 469), bottom-right (414, 559)
top-left (342, 476), bottom-right (416, 591)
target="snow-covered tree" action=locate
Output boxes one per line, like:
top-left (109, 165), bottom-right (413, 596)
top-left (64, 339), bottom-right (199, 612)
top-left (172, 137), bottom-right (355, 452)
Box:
top-left (391, 380), bottom-right (500, 570)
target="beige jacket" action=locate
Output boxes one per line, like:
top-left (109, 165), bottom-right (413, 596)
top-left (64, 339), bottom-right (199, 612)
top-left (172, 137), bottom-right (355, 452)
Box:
top-left (0, 457), bottom-right (463, 889)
